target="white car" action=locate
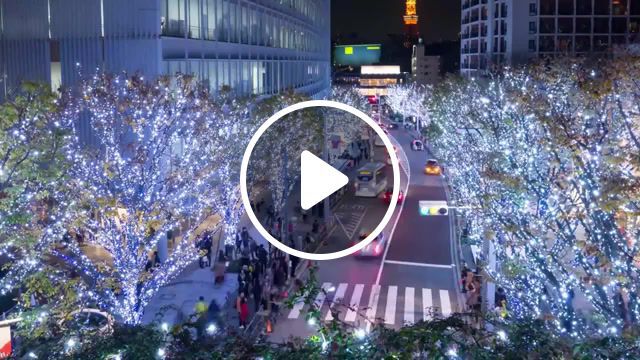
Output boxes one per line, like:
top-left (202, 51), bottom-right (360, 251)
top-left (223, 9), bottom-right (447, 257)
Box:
top-left (411, 139), bottom-right (424, 151)
top-left (354, 232), bottom-right (386, 258)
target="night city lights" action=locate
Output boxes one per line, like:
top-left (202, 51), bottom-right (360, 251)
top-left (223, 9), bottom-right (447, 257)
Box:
top-left (1, 0), bottom-right (640, 359)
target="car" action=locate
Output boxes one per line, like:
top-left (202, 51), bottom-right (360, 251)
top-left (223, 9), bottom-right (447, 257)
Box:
top-left (386, 123), bottom-right (398, 130)
top-left (353, 231), bottom-right (386, 257)
top-left (383, 188), bottom-right (404, 204)
top-left (424, 159), bottom-right (442, 175)
top-left (411, 139), bottom-right (424, 151)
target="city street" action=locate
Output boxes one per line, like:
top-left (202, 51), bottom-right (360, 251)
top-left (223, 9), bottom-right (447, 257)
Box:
top-left (269, 123), bottom-right (460, 341)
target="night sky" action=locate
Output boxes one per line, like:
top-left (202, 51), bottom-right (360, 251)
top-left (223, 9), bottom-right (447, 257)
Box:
top-left (331, 0), bottom-right (460, 44)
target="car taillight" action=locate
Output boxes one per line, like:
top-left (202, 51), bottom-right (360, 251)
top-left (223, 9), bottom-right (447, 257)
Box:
top-left (374, 243), bottom-right (382, 254)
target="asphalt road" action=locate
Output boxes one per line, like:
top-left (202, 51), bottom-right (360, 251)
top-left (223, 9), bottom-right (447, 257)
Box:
top-left (268, 123), bottom-right (459, 342)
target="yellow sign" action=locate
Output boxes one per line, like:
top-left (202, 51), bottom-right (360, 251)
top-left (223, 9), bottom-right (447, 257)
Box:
top-left (344, 47), bottom-right (353, 55)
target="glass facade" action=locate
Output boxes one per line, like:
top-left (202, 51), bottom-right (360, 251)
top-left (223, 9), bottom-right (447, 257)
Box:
top-left (160, 0), bottom-right (321, 52)
top-left (160, 0), bottom-right (328, 96)
top-left (164, 59), bottom-right (325, 96)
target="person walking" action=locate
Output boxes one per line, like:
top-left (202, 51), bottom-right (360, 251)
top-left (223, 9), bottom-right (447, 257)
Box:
top-left (290, 253), bottom-right (300, 278)
top-left (252, 276), bottom-right (263, 313)
top-left (214, 250), bottom-right (226, 284)
top-left (239, 296), bottom-right (249, 329)
top-left (241, 227), bottom-right (250, 250)
top-left (195, 296), bottom-right (208, 317)
top-left (235, 232), bottom-right (242, 259)
top-left (195, 296), bottom-right (208, 338)
top-left (207, 298), bottom-right (221, 326)
top-left (257, 244), bottom-right (268, 273)
top-left (250, 237), bottom-right (258, 261)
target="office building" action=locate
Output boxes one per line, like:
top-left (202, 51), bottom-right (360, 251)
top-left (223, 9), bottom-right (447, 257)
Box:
top-left (411, 41), bottom-right (441, 85)
top-left (461, 0), bottom-right (640, 76)
top-left (0, 0), bottom-right (331, 99)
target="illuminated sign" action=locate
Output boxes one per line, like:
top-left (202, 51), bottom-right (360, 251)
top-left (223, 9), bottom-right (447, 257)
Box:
top-left (419, 200), bottom-right (448, 216)
top-left (333, 44), bottom-right (382, 66)
top-left (361, 65), bottom-right (401, 75)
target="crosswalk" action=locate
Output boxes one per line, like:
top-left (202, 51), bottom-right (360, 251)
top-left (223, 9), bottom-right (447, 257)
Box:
top-left (285, 283), bottom-right (455, 328)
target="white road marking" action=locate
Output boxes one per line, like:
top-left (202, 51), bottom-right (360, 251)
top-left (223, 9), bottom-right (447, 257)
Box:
top-left (288, 299), bottom-right (306, 319)
top-left (404, 287), bottom-right (415, 325)
top-left (365, 285), bottom-right (381, 331)
top-left (344, 284), bottom-right (364, 322)
top-left (325, 283), bottom-right (348, 321)
top-left (440, 289), bottom-right (452, 317)
top-left (422, 288), bottom-right (433, 321)
top-left (374, 134), bottom-right (411, 285)
top-left (313, 282), bottom-right (332, 308)
top-left (384, 286), bottom-right (398, 324)
top-left (383, 260), bottom-right (454, 269)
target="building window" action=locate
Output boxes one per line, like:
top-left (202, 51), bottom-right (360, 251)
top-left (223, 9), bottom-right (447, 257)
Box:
top-left (529, 3), bottom-right (537, 16)
top-left (576, 36), bottom-right (591, 52)
top-left (613, 18), bottom-right (628, 34)
top-left (576, 18), bottom-right (591, 33)
top-left (540, 0), bottom-right (556, 15)
top-left (529, 21), bottom-right (537, 33)
top-left (594, 18), bottom-right (610, 33)
top-left (539, 36), bottom-right (555, 52)
top-left (558, 18), bottom-right (573, 33)
top-left (558, 0), bottom-right (574, 15)
top-left (577, 1), bottom-right (593, 15)
top-left (557, 36), bottom-right (572, 52)
top-left (633, 1), bottom-right (640, 15)
top-left (528, 39), bottom-right (536, 52)
top-left (540, 18), bottom-right (555, 33)
top-left (594, 35), bottom-right (609, 51)
top-left (594, 0), bottom-right (610, 15)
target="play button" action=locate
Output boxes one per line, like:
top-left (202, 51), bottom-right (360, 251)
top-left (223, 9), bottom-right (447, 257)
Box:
top-left (240, 100), bottom-right (401, 261)
top-left (300, 150), bottom-right (349, 210)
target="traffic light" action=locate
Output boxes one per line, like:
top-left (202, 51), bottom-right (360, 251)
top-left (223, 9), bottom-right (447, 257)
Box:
top-left (418, 201), bottom-right (448, 216)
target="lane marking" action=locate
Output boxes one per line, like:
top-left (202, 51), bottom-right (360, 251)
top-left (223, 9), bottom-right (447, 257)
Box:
top-left (384, 260), bottom-right (454, 269)
top-left (288, 298), bottom-right (306, 319)
top-left (325, 283), bottom-right (348, 321)
top-left (344, 284), bottom-right (364, 322)
top-left (422, 288), bottom-right (433, 321)
top-left (365, 285), bottom-right (381, 332)
top-left (404, 287), bottom-right (415, 325)
top-left (384, 286), bottom-right (398, 325)
top-left (313, 282), bottom-right (332, 308)
top-left (440, 290), bottom-right (452, 317)
top-left (374, 133), bottom-right (411, 285)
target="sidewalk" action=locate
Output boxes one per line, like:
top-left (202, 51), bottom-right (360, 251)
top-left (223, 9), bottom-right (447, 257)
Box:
top-left (141, 183), bottom-right (327, 327)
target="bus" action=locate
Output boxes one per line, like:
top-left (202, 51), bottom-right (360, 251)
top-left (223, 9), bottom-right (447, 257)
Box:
top-left (355, 162), bottom-right (387, 197)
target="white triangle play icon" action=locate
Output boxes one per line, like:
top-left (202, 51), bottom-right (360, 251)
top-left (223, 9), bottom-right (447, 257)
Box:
top-left (300, 150), bottom-right (349, 211)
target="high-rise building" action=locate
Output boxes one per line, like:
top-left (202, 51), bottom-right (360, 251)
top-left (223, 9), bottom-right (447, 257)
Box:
top-left (0, 0), bottom-right (331, 100)
top-left (460, 0), bottom-right (640, 76)
top-left (411, 41), bottom-right (441, 85)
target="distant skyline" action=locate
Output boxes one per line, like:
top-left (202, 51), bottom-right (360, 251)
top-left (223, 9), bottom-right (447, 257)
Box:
top-left (331, 0), bottom-right (460, 44)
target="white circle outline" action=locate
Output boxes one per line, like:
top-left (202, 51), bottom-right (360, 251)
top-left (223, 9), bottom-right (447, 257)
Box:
top-left (239, 100), bottom-right (400, 261)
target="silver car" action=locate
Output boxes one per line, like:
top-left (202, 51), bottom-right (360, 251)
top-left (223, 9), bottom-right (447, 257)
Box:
top-left (354, 232), bottom-right (386, 257)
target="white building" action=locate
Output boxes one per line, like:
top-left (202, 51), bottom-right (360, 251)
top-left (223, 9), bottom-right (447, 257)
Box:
top-left (461, 0), bottom-right (640, 76)
top-left (0, 0), bottom-right (331, 99)
top-left (411, 42), bottom-right (441, 85)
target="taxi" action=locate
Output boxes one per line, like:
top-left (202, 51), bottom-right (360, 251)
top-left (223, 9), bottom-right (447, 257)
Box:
top-left (424, 159), bottom-right (441, 175)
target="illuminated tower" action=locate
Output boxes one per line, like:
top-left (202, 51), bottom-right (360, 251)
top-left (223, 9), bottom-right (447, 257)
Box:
top-left (403, 0), bottom-right (419, 48)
